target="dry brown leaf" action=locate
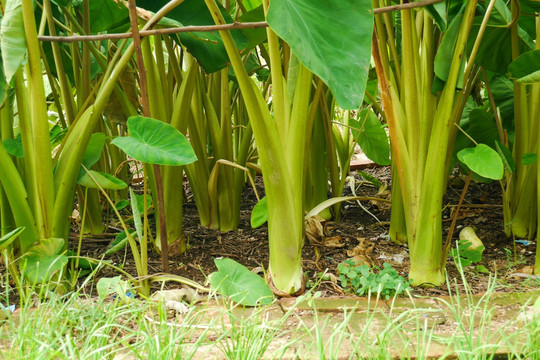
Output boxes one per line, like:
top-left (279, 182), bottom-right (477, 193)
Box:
top-left (323, 235), bottom-right (345, 248)
top-left (306, 216), bottom-right (325, 245)
top-left (518, 265), bottom-right (534, 275)
top-left (346, 238), bottom-right (374, 257)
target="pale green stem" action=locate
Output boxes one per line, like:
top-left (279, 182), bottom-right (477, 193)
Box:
top-left (21, 0), bottom-right (55, 239)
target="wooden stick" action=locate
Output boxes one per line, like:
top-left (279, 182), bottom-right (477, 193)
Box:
top-left (38, 0), bottom-right (444, 43)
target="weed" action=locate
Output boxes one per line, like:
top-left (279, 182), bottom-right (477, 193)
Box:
top-left (337, 260), bottom-right (410, 300)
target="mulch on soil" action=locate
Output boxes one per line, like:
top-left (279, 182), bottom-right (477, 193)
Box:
top-left (72, 166), bottom-right (539, 299)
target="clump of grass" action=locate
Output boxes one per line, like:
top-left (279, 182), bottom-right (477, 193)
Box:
top-left (0, 265), bottom-right (538, 359)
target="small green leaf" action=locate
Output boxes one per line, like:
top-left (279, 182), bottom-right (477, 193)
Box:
top-left (115, 200), bottom-right (130, 210)
top-left (250, 196), bottom-right (267, 228)
top-left (476, 265), bottom-right (489, 274)
top-left (0, 227), bottom-right (25, 250)
top-left (78, 170), bottom-right (127, 190)
top-left (457, 144), bottom-right (504, 180)
top-left (351, 109), bottom-right (390, 166)
top-left (522, 153), bottom-right (537, 166)
top-left (105, 230), bottom-right (136, 256)
top-left (96, 276), bottom-right (132, 300)
top-left (111, 116), bottom-right (197, 166)
top-left (2, 135), bottom-right (24, 158)
top-left (21, 238), bottom-right (68, 284)
top-left (509, 49), bottom-right (540, 83)
top-left (358, 171), bottom-right (382, 187)
top-left (135, 193), bottom-right (152, 214)
top-left (208, 258), bottom-right (274, 306)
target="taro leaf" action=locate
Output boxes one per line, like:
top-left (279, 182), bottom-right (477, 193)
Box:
top-left (489, 75), bottom-right (514, 129)
top-left (522, 153), bottom-right (537, 166)
top-left (358, 171), bottom-right (382, 187)
top-left (267, 0), bottom-right (373, 110)
top-left (105, 230), bottom-right (136, 256)
top-left (135, 193), bottom-right (152, 215)
top-left (457, 144), bottom-right (504, 180)
top-left (1, 0), bottom-right (26, 83)
top-left (21, 238), bottom-right (68, 284)
top-left (468, 0), bottom-right (533, 75)
top-left (238, 5), bottom-right (266, 52)
top-left (4, 126), bottom-right (71, 159)
top-left (241, 0), bottom-right (262, 11)
top-left (350, 109), bottom-right (390, 166)
top-left (434, 13), bottom-right (465, 88)
top-left (251, 196), bottom-right (267, 228)
top-left (509, 49), bottom-right (540, 84)
top-left (49, 125), bottom-right (67, 146)
top-left (115, 199), bottom-right (130, 210)
top-left (0, 226), bottom-right (24, 250)
top-left (78, 170), bottom-right (128, 190)
top-left (495, 140), bottom-right (515, 174)
top-left (2, 134), bottom-right (23, 158)
top-left (425, 2), bottom-right (447, 31)
top-left (209, 258), bottom-right (273, 306)
top-left (77, 0), bottom-right (129, 33)
top-left (467, 108), bottom-right (499, 147)
top-left (451, 240), bottom-right (484, 267)
top-left (77, 133), bottom-right (106, 180)
top-left (136, 0), bottom-right (247, 73)
top-left (111, 116), bottom-right (197, 166)
top-left (96, 276), bottom-right (132, 300)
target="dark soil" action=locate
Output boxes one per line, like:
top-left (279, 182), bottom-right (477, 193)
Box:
top-left (73, 166), bottom-right (539, 299)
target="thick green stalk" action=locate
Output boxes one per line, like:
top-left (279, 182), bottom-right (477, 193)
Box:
top-left (21, 0), bottom-right (55, 239)
top-left (410, 0), bottom-right (477, 286)
top-left (204, 0), bottom-right (306, 293)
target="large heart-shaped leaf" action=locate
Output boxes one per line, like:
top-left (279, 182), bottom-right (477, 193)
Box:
top-left (509, 49), bottom-right (540, 84)
top-left (457, 144), bottom-right (504, 180)
top-left (467, 0), bottom-right (533, 75)
top-left (21, 238), bottom-right (68, 284)
top-left (78, 170), bottom-right (127, 190)
top-left (111, 116), bottom-right (197, 166)
top-left (1, 0), bottom-right (26, 83)
top-left (350, 109), bottom-right (390, 166)
top-left (267, 0), bottom-right (373, 110)
top-left (209, 258), bottom-right (273, 306)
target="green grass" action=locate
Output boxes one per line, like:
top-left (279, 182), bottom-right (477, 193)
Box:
top-left (0, 269), bottom-right (538, 359)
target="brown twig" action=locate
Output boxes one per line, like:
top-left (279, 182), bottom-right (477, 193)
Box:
top-left (38, 0), bottom-right (444, 43)
top-left (442, 172), bottom-right (472, 260)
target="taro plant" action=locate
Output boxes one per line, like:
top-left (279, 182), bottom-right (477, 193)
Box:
top-left (371, 0), bottom-right (499, 285)
top-left (0, 0), bottom-right (187, 293)
top-left (111, 116), bottom-right (197, 271)
top-left (204, 0), bottom-right (373, 294)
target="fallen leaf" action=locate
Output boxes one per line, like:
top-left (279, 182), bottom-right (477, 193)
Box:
top-left (323, 235), bottom-right (345, 248)
top-left (306, 216), bottom-right (326, 246)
